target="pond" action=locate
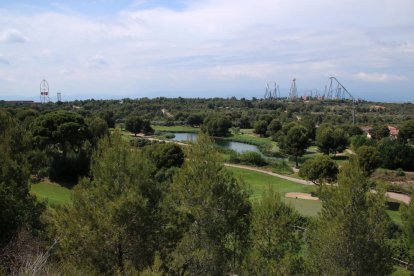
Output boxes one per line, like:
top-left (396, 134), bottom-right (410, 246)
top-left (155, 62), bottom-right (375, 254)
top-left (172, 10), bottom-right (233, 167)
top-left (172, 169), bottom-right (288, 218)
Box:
top-left (171, 133), bottom-right (261, 154)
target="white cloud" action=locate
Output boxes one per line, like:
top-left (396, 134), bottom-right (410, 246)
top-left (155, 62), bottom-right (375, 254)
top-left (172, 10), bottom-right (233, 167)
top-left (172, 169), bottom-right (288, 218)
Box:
top-left (87, 54), bottom-right (108, 68)
top-left (0, 0), bottom-right (413, 100)
top-left (0, 55), bottom-right (10, 65)
top-left (0, 29), bottom-right (28, 43)
top-left (353, 72), bottom-right (408, 82)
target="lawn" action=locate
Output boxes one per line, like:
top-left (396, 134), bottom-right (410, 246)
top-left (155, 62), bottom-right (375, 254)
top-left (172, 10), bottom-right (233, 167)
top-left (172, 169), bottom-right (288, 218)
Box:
top-left (152, 125), bottom-right (200, 133)
top-left (30, 181), bottom-right (73, 206)
top-left (227, 166), bottom-right (405, 222)
top-left (227, 166), bottom-right (322, 217)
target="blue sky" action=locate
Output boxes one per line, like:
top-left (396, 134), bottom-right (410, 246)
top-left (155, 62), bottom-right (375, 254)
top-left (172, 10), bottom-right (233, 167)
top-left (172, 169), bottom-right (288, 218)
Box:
top-left (0, 0), bottom-right (413, 102)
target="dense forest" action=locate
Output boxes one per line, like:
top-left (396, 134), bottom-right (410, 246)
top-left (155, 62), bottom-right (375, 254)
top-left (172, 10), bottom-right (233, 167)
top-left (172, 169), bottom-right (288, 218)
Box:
top-left (1, 98), bottom-right (414, 275)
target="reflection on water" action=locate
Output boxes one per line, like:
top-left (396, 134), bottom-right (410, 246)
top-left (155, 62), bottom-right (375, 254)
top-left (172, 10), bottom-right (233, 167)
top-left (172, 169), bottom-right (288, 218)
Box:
top-left (171, 133), bottom-right (260, 154)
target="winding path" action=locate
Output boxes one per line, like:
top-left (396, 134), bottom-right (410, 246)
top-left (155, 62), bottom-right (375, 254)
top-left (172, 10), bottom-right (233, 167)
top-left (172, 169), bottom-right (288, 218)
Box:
top-left (224, 163), bottom-right (411, 204)
top-left (133, 133), bottom-right (411, 204)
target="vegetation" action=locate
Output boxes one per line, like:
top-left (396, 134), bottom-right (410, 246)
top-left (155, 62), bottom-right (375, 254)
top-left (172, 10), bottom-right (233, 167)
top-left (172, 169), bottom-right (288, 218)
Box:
top-left (0, 110), bottom-right (44, 270)
top-left (279, 125), bottom-right (311, 167)
top-left (1, 97), bottom-right (414, 274)
top-left (307, 160), bottom-right (393, 275)
top-left (316, 124), bottom-right (349, 155)
top-left (299, 155), bottom-right (339, 185)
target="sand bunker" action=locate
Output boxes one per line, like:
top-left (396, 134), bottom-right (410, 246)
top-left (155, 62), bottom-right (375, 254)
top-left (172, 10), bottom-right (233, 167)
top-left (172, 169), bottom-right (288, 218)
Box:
top-left (285, 192), bottom-right (320, 201)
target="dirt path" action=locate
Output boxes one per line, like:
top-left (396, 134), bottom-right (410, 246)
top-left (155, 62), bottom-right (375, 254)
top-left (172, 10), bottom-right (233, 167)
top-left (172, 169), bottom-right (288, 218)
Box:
top-left (224, 163), bottom-right (313, 185)
top-left (135, 134), bottom-right (412, 204)
top-left (225, 164), bottom-right (412, 204)
top-left (285, 192), bottom-right (320, 200)
top-left (386, 192), bottom-right (411, 204)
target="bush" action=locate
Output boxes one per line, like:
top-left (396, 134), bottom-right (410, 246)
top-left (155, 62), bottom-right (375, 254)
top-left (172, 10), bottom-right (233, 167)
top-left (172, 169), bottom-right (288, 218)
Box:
top-left (239, 151), bottom-right (267, 166)
top-left (270, 160), bottom-right (294, 175)
top-left (228, 151), bottom-right (267, 166)
top-left (395, 168), bottom-right (405, 177)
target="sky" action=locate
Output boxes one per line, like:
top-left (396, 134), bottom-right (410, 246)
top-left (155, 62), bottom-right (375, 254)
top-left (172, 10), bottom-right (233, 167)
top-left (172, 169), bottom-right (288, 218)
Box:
top-left (0, 0), bottom-right (413, 102)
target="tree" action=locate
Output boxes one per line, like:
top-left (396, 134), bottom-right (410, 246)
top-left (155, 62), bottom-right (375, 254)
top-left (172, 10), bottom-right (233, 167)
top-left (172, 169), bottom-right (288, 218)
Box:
top-left (186, 114), bottom-right (203, 127)
top-left (201, 115), bottom-right (232, 137)
top-left (31, 111), bottom-right (88, 153)
top-left (339, 124), bottom-right (363, 137)
top-left (243, 189), bottom-right (304, 275)
top-left (299, 155), bottom-right (338, 185)
top-left (143, 143), bottom-right (184, 170)
top-left (253, 120), bottom-right (268, 136)
top-left (30, 111), bottom-right (91, 181)
top-left (316, 125), bottom-right (348, 155)
top-left (52, 132), bottom-right (162, 273)
top-left (307, 160), bottom-right (393, 275)
top-left (356, 145), bottom-right (381, 176)
top-left (125, 116), bottom-right (143, 136)
top-left (99, 110), bottom-right (116, 128)
top-left (401, 200), bottom-right (414, 260)
top-left (0, 110), bottom-right (44, 249)
top-left (266, 119), bottom-right (282, 137)
top-left (370, 124), bottom-right (390, 140)
top-left (141, 120), bottom-right (154, 135)
top-left (398, 119), bottom-right (414, 144)
top-left (86, 116), bottom-right (108, 145)
top-left (279, 125), bottom-right (310, 167)
top-left (168, 134), bottom-right (251, 274)
top-left (377, 140), bottom-right (414, 171)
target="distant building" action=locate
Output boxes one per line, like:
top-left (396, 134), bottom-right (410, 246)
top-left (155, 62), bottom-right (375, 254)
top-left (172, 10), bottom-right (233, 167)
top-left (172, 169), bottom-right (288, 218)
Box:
top-left (388, 125), bottom-right (399, 139)
top-left (360, 125), bottom-right (399, 139)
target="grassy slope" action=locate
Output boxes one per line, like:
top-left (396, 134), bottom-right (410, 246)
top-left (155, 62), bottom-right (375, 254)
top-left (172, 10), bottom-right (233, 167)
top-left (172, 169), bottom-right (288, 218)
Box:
top-left (31, 181), bottom-right (73, 206)
top-left (226, 166), bottom-right (322, 217)
top-left (152, 125), bottom-right (200, 133)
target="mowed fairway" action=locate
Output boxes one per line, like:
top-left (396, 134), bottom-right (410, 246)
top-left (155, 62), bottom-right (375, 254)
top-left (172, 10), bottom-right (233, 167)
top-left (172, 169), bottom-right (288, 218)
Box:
top-left (227, 166), bottom-right (322, 217)
top-left (31, 181), bottom-right (73, 206)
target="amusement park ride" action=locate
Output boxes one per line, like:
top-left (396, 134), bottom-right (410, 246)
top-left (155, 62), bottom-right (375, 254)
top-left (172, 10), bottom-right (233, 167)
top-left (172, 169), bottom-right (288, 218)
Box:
top-left (264, 77), bottom-right (358, 124)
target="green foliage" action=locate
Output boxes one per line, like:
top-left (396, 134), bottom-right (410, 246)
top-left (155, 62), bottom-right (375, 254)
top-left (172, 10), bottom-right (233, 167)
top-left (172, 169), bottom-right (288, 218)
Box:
top-left (339, 124), bottom-right (363, 137)
top-left (52, 131), bottom-right (162, 273)
top-left (253, 120), bottom-right (268, 136)
top-left (168, 134), bottom-right (251, 274)
top-left (125, 115), bottom-right (143, 136)
top-left (201, 114), bottom-right (232, 137)
top-left (356, 145), bottom-right (381, 176)
top-left (266, 119), bottom-right (282, 137)
top-left (86, 116), bottom-right (108, 144)
top-left (398, 119), bottom-right (414, 144)
top-left (142, 119), bottom-right (154, 135)
top-left (371, 124), bottom-right (390, 140)
top-left (351, 134), bottom-right (376, 149)
top-left (307, 160), bottom-right (393, 275)
top-left (31, 111), bottom-right (88, 151)
top-left (143, 143), bottom-right (184, 170)
top-left (401, 200), bottom-right (414, 260)
top-left (299, 155), bottom-right (339, 185)
top-left (0, 110), bottom-right (44, 248)
top-left (243, 189), bottom-right (304, 275)
top-left (186, 114), bottom-right (203, 127)
top-left (378, 140), bottom-right (414, 171)
top-left (316, 124), bottom-right (349, 155)
top-left (99, 110), bottom-right (115, 128)
top-left (229, 151), bottom-right (267, 166)
top-left (279, 125), bottom-right (311, 167)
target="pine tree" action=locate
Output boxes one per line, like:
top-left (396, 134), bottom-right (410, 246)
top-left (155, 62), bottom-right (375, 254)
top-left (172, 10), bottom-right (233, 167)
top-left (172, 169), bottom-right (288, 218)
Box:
top-left (52, 131), bottom-right (162, 273)
top-left (168, 134), bottom-right (251, 274)
top-left (307, 159), bottom-right (393, 275)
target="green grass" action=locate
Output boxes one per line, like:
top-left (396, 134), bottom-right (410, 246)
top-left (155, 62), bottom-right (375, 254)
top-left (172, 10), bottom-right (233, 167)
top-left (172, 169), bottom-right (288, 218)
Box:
top-left (152, 125), bottom-right (200, 133)
top-left (387, 209), bottom-right (403, 225)
top-left (31, 181), bottom-right (73, 206)
top-left (227, 166), bottom-right (321, 216)
top-left (391, 266), bottom-right (412, 276)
